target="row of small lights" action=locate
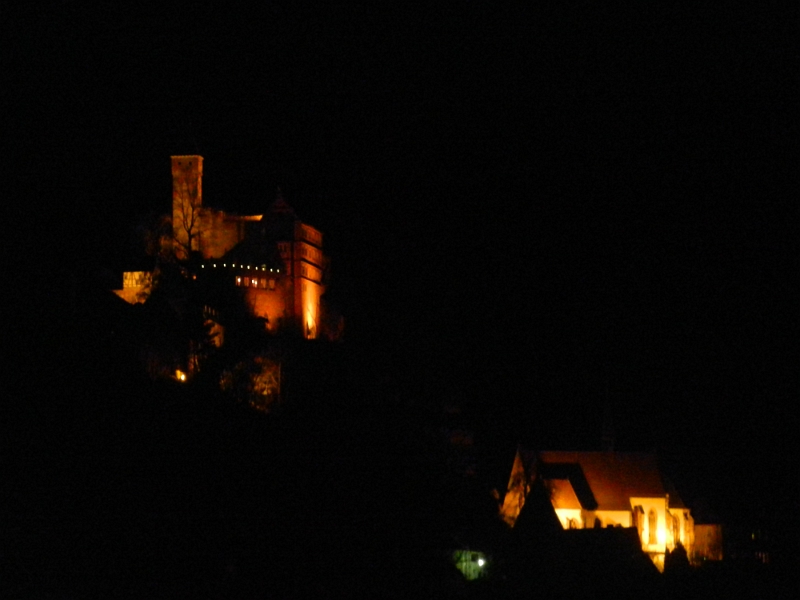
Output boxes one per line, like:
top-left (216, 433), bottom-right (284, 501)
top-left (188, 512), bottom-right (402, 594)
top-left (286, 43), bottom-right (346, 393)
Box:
top-left (201, 263), bottom-right (280, 273)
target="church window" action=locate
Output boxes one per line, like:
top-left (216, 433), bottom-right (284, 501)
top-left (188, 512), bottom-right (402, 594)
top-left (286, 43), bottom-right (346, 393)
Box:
top-left (634, 505), bottom-right (645, 538)
top-left (648, 509), bottom-right (657, 545)
top-left (672, 513), bottom-right (680, 544)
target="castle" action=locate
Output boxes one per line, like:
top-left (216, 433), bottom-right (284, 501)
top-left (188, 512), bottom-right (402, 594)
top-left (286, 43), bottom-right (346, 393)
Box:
top-left (115, 155), bottom-right (332, 341)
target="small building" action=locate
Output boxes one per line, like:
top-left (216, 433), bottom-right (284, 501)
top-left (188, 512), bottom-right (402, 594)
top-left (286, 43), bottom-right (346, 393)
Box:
top-left (693, 523), bottom-right (724, 562)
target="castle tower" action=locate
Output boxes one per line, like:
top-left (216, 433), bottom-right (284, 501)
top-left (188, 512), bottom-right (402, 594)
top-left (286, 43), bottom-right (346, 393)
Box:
top-left (291, 219), bottom-right (325, 339)
top-left (259, 191), bottom-right (326, 339)
top-left (171, 155), bottom-right (204, 259)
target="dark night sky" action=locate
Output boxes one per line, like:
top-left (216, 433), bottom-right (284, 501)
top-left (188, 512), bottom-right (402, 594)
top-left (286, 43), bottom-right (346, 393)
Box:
top-left (7, 5), bottom-right (797, 518)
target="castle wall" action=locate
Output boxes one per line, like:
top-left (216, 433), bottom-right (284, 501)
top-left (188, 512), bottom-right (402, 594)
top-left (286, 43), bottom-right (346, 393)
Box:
top-left (245, 286), bottom-right (290, 332)
top-left (299, 279), bottom-right (323, 339)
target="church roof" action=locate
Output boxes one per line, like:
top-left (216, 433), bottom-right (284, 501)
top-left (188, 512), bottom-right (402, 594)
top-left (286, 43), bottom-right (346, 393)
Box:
top-left (538, 452), bottom-right (666, 511)
top-left (547, 478), bottom-right (582, 510)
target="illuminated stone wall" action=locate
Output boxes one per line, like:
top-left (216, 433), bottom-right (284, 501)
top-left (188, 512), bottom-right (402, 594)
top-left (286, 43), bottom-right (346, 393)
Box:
top-left (200, 209), bottom-right (245, 259)
top-left (241, 277), bottom-right (291, 332)
top-left (630, 496), bottom-right (669, 554)
top-left (292, 223), bottom-right (325, 339)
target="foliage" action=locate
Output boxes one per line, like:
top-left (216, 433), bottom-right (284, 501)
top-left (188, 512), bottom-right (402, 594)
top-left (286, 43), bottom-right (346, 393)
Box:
top-left (220, 353), bottom-right (282, 412)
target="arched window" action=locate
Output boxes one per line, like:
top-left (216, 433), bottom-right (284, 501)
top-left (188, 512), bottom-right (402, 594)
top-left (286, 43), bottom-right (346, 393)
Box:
top-left (672, 513), bottom-right (680, 545)
top-left (648, 509), bottom-right (658, 545)
top-left (633, 505), bottom-right (645, 538)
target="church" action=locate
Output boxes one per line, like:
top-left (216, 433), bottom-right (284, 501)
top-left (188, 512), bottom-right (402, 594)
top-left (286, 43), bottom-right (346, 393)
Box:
top-left (500, 448), bottom-right (697, 570)
top-left (115, 155), bottom-right (334, 341)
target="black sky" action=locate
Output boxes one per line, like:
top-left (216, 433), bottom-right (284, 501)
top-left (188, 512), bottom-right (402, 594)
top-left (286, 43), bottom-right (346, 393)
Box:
top-left (7, 4), bottom-right (797, 518)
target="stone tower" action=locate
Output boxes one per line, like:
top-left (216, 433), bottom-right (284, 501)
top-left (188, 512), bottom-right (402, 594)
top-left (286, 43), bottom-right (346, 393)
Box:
top-left (171, 155), bottom-right (204, 259)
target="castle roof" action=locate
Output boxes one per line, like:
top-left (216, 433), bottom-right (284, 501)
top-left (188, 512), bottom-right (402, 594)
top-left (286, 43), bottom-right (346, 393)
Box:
top-left (255, 189), bottom-right (298, 239)
top-left (266, 188), bottom-right (297, 218)
top-left (222, 235), bottom-right (285, 270)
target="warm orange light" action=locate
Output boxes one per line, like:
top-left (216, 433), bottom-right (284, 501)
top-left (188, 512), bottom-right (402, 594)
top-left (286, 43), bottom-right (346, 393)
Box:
top-left (657, 524), bottom-right (667, 546)
top-left (176, 370), bottom-right (187, 382)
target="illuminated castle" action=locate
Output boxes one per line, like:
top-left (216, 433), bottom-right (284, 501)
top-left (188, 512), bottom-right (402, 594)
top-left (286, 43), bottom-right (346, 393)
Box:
top-left (117, 155), bottom-right (330, 340)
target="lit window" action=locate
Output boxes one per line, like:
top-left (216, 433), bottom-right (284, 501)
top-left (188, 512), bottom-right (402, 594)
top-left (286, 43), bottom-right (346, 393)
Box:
top-left (648, 509), bottom-right (657, 545)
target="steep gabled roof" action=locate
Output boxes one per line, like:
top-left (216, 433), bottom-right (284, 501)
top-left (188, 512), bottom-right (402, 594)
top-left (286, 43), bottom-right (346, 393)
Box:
top-left (539, 462), bottom-right (598, 510)
top-left (547, 479), bottom-right (582, 510)
top-left (538, 452), bottom-right (666, 511)
top-left (663, 476), bottom-right (689, 509)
